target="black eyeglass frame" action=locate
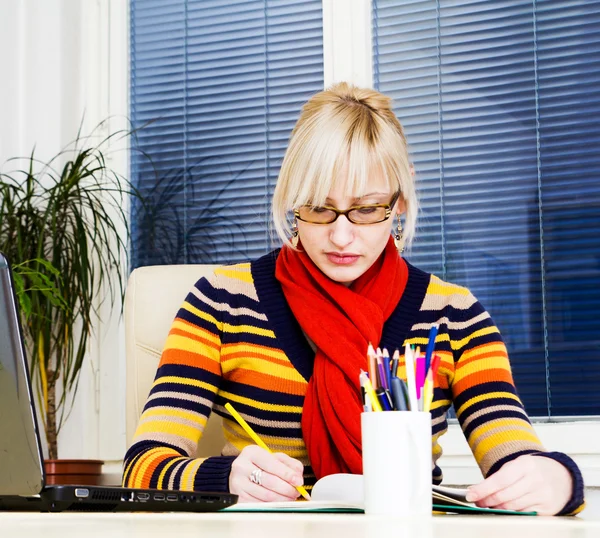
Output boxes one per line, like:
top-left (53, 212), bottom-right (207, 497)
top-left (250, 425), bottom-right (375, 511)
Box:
top-left (294, 191), bottom-right (401, 225)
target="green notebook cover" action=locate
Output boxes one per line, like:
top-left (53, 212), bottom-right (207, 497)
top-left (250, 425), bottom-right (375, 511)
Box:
top-left (224, 500), bottom-right (536, 515)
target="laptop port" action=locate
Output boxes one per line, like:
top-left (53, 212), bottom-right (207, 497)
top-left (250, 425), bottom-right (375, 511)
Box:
top-left (137, 493), bottom-right (150, 501)
top-left (121, 491), bottom-right (135, 502)
top-left (166, 494), bottom-right (178, 502)
top-left (74, 488), bottom-right (89, 498)
top-left (154, 493), bottom-right (165, 501)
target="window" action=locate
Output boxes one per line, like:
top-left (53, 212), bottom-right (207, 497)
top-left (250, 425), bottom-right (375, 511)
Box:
top-left (130, 0), bottom-right (324, 267)
top-left (373, 0), bottom-right (600, 416)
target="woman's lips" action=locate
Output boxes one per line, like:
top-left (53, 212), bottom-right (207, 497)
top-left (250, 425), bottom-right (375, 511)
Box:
top-left (326, 252), bottom-right (360, 265)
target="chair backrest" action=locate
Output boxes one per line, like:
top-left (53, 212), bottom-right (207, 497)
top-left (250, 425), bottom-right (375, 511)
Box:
top-left (124, 264), bottom-right (226, 457)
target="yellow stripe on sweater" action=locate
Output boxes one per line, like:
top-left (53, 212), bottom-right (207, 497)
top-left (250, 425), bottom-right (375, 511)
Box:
top-left (182, 303), bottom-right (222, 331)
top-left (219, 390), bottom-right (303, 413)
top-left (182, 303), bottom-right (273, 339)
top-left (403, 333), bottom-right (450, 348)
top-left (454, 355), bottom-right (511, 381)
top-left (468, 418), bottom-right (536, 446)
top-left (450, 326), bottom-right (500, 351)
top-left (131, 448), bottom-right (178, 488)
top-left (142, 406), bottom-right (208, 428)
top-left (153, 376), bottom-right (218, 395)
top-left (158, 456), bottom-right (186, 489)
top-left (223, 343), bottom-right (291, 362)
top-left (215, 266), bottom-right (253, 284)
top-left (222, 323), bottom-right (275, 338)
top-left (181, 457), bottom-right (204, 491)
top-left (171, 320), bottom-right (221, 346)
top-left (163, 334), bottom-right (220, 362)
top-left (136, 417), bottom-right (201, 444)
top-left (426, 280), bottom-right (470, 297)
top-left (225, 433), bottom-right (307, 459)
top-left (471, 429), bottom-right (541, 462)
top-left (460, 342), bottom-right (507, 362)
top-left (225, 421), bottom-right (305, 449)
top-left (223, 356), bottom-right (307, 383)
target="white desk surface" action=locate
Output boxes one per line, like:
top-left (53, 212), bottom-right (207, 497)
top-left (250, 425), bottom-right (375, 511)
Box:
top-left (0, 511), bottom-right (598, 538)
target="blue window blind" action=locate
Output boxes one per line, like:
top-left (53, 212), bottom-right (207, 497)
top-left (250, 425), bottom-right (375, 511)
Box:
top-left (130, 0), bottom-right (324, 267)
top-left (373, 0), bottom-right (600, 416)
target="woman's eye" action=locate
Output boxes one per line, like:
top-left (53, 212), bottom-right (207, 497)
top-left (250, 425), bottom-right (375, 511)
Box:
top-left (356, 206), bottom-right (378, 214)
top-left (310, 206), bottom-right (329, 214)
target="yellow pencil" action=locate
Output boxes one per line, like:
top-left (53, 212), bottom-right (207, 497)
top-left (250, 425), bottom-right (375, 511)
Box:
top-left (360, 371), bottom-right (383, 412)
top-left (422, 371), bottom-right (434, 413)
top-left (224, 402), bottom-right (311, 500)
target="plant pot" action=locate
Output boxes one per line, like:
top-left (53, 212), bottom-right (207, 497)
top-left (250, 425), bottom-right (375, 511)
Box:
top-left (44, 459), bottom-right (104, 486)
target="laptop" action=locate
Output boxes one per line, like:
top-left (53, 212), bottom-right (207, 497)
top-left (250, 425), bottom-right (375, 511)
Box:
top-left (0, 252), bottom-right (238, 512)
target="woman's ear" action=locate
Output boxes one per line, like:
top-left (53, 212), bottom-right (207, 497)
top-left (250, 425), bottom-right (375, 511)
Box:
top-left (395, 197), bottom-right (406, 216)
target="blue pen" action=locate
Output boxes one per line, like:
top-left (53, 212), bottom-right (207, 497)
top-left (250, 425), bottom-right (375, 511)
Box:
top-left (382, 348), bottom-right (392, 390)
top-left (390, 376), bottom-right (408, 411)
top-left (375, 387), bottom-right (393, 411)
top-left (424, 324), bottom-right (439, 374)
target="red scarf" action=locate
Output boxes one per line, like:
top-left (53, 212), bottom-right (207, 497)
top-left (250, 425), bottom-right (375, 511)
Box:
top-left (275, 236), bottom-right (408, 478)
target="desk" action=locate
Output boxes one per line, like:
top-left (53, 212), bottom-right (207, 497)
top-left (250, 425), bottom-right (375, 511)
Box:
top-left (0, 512), bottom-right (598, 538)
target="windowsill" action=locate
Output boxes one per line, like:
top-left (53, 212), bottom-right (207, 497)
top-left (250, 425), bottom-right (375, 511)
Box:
top-left (438, 420), bottom-right (600, 487)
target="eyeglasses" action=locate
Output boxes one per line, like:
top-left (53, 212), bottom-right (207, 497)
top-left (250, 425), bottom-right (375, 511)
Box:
top-left (294, 192), bottom-right (401, 225)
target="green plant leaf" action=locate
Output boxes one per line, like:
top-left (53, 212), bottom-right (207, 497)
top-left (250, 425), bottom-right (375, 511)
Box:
top-left (0, 122), bottom-right (138, 459)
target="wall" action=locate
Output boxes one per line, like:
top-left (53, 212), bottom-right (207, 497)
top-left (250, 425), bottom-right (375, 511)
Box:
top-left (0, 0), bottom-right (128, 468)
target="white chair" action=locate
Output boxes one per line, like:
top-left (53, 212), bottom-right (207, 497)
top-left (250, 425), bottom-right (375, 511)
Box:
top-left (124, 264), bottom-right (226, 457)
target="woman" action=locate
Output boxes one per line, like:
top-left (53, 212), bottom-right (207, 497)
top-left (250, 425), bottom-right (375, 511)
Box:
top-left (123, 83), bottom-right (584, 515)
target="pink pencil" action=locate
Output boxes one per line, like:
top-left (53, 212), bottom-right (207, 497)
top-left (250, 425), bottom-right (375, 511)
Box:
top-left (415, 355), bottom-right (426, 404)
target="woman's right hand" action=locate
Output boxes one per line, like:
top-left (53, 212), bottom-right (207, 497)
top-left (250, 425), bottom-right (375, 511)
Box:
top-left (229, 445), bottom-right (305, 502)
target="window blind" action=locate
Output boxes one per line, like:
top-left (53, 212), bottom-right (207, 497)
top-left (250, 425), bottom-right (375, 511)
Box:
top-left (130, 0), bottom-right (324, 267)
top-left (373, 0), bottom-right (600, 416)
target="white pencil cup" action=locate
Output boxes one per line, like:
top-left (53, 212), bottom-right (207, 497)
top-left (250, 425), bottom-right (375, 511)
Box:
top-left (361, 411), bottom-right (432, 516)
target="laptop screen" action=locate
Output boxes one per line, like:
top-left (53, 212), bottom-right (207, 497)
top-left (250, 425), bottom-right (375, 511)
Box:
top-left (0, 253), bottom-right (45, 495)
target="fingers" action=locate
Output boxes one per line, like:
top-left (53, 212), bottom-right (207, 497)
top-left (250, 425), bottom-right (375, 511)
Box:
top-left (246, 472), bottom-right (300, 502)
top-left (466, 458), bottom-right (526, 503)
top-left (466, 455), bottom-right (574, 515)
top-left (273, 451), bottom-right (305, 476)
top-left (493, 493), bottom-right (540, 513)
top-left (473, 478), bottom-right (531, 509)
top-left (251, 448), bottom-right (304, 486)
top-left (229, 445), bottom-right (305, 503)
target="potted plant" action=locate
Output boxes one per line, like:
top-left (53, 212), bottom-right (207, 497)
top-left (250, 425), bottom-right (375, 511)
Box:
top-left (130, 159), bottom-right (249, 268)
top-left (0, 127), bottom-right (133, 484)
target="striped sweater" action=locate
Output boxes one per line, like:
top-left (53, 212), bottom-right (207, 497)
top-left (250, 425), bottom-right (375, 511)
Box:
top-left (123, 250), bottom-right (584, 514)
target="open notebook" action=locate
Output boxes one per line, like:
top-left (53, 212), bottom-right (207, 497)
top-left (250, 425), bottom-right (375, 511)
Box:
top-left (225, 473), bottom-right (537, 515)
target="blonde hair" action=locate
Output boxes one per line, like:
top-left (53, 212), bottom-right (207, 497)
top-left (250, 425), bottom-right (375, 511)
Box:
top-left (272, 82), bottom-right (417, 248)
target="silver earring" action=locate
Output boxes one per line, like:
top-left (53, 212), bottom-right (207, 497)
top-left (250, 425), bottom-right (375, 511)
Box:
top-left (291, 217), bottom-right (299, 248)
top-left (394, 219), bottom-right (405, 253)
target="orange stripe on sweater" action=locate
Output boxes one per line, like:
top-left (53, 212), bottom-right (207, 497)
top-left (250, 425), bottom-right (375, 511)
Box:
top-left (456, 346), bottom-right (508, 368)
top-left (169, 326), bottom-right (220, 350)
top-left (452, 368), bottom-right (515, 396)
top-left (159, 348), bottom-right (221, 376)
top-left (140, 455), bottom-right (172, 488)
top-left (227, 368), bottom-right (307, 396)
top-left (221, 345), bottom-right (293, 368)
top-left (130, 450), bottom-right (170, 488)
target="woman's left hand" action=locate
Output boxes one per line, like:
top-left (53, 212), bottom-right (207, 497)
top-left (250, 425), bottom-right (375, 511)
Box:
top-left (465, 454), bottom-right (573, 515)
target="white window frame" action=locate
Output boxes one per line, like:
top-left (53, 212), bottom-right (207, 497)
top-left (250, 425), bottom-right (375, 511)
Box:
top-left (92, 0), bottom-right (600, 486)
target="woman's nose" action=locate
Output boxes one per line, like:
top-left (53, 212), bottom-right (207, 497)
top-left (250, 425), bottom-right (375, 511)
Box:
top-left (329, 214), bottom-right (354, 247)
